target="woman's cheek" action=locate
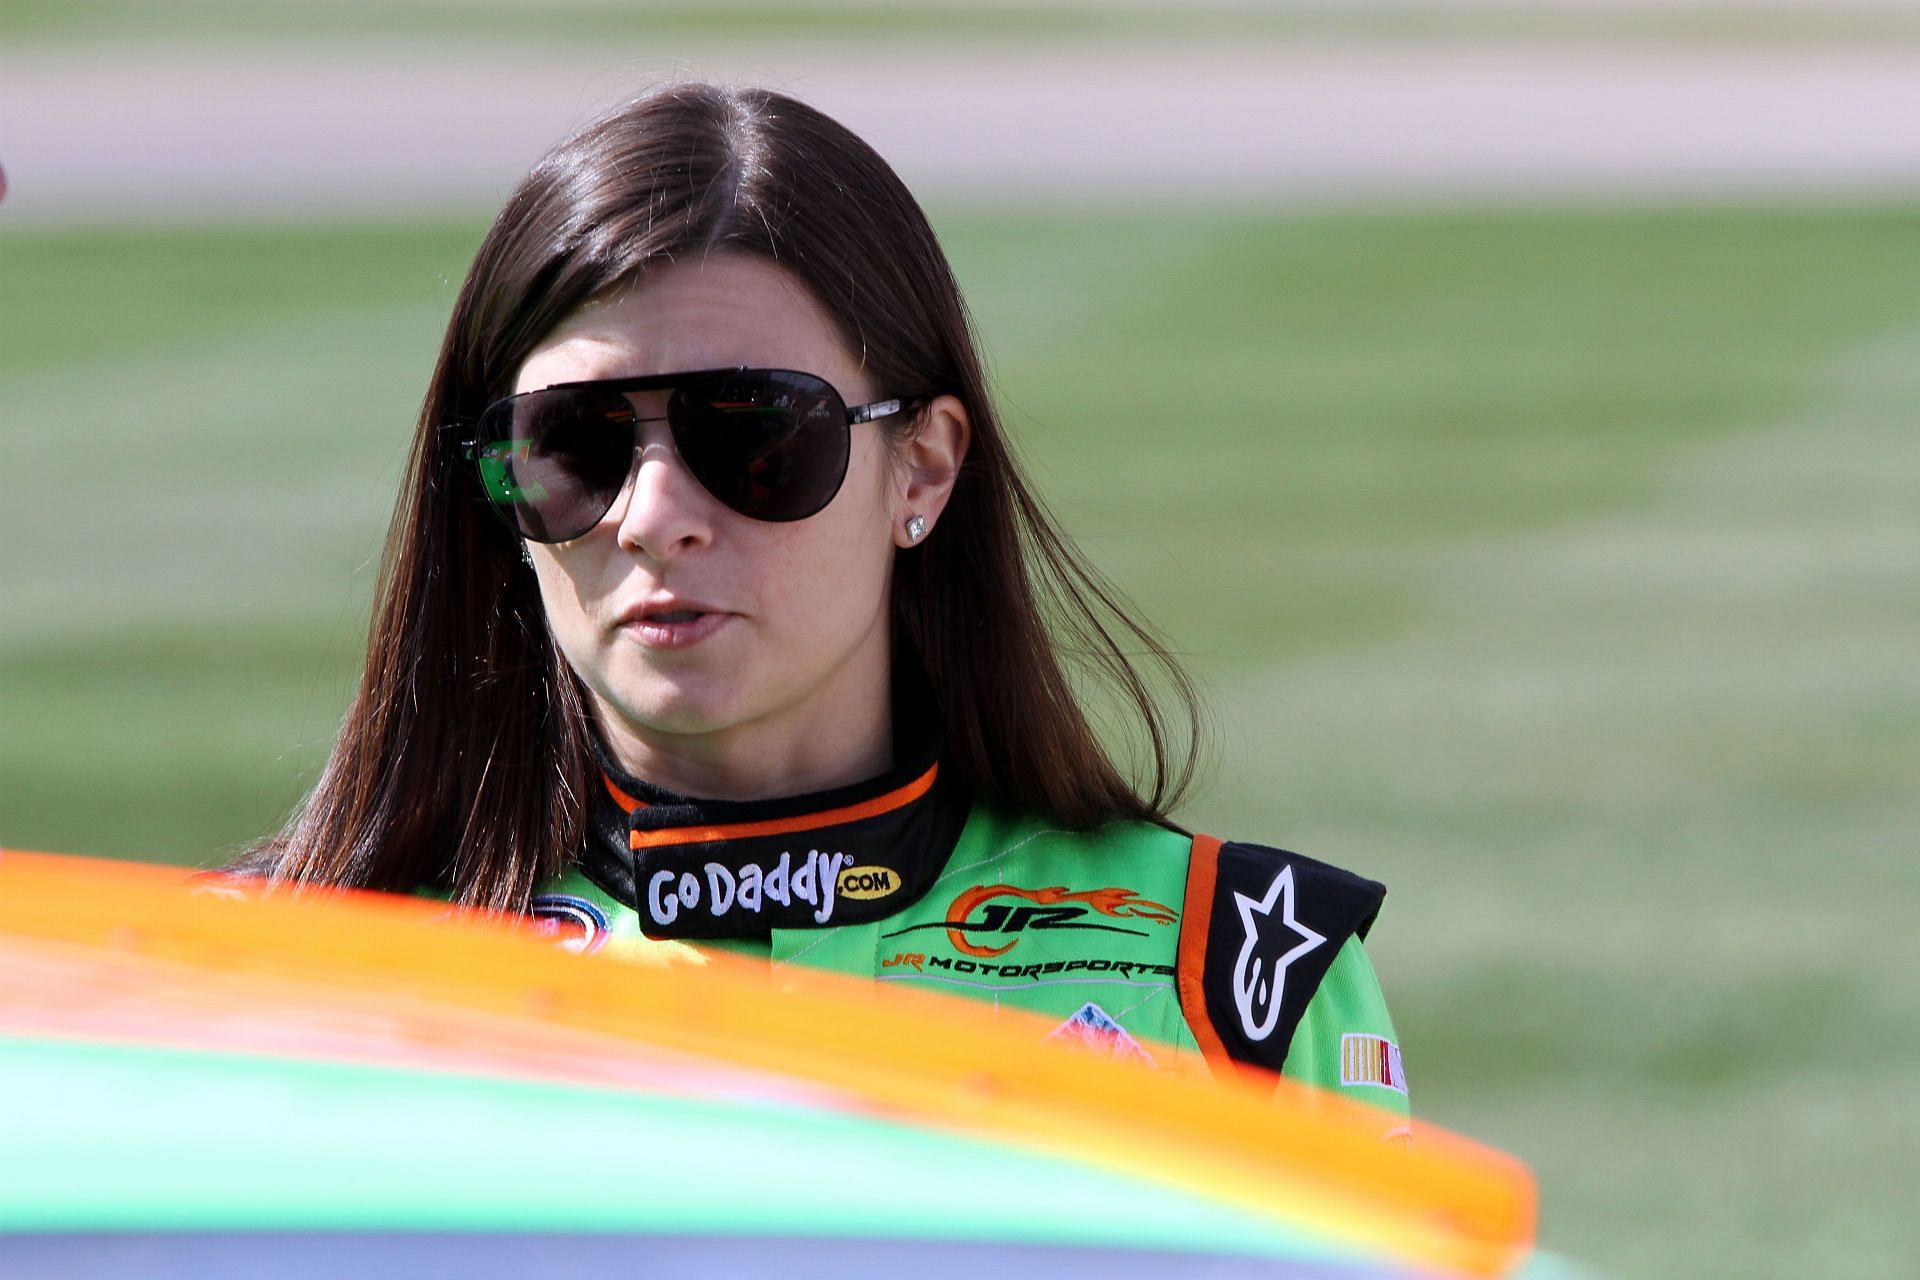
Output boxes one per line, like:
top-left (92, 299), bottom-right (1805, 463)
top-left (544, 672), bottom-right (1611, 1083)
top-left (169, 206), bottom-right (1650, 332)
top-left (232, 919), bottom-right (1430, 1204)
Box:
top-left (528, 561), bottom-right (615, 688)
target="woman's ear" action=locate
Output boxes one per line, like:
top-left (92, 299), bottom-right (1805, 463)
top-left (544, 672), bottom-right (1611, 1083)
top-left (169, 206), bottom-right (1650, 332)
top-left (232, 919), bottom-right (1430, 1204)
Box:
top-left (892, 394), bottom-right (971, 547)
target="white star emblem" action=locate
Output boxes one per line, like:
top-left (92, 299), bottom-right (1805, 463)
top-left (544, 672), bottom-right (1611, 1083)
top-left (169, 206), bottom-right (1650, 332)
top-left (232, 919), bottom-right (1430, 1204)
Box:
top-left (1231, 865), bottom-right (1326, 1042)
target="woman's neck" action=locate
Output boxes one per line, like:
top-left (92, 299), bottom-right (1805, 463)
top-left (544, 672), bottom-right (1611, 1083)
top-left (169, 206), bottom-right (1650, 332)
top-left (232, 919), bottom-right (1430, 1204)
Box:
top-left (588, 669), bottom-right (896, 802)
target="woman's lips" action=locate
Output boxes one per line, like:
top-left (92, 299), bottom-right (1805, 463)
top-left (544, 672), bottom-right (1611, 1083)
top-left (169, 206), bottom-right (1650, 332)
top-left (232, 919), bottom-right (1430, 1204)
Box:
top-left (618, 609), bottom-right (732, 650)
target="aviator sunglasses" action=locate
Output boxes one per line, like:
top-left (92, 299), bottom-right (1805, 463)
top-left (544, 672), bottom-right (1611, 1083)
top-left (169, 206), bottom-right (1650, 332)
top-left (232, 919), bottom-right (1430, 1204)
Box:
top-left (456, 368), bottom-right (919, 542)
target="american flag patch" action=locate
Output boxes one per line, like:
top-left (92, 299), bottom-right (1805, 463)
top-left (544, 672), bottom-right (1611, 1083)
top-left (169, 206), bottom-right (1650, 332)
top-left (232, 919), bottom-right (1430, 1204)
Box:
top-left (1340, 1033), bottom-right (1407, 1094)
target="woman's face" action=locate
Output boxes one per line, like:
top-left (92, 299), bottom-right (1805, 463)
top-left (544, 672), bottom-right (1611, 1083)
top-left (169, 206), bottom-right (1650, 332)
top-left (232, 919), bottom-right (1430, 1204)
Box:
top-left (513, 254), bottom-right (916, 797)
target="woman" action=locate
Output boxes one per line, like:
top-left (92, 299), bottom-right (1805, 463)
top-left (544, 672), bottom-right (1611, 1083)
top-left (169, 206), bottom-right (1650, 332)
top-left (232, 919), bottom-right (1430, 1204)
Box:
top-left (236, 84), bottom-right (1408, 1120)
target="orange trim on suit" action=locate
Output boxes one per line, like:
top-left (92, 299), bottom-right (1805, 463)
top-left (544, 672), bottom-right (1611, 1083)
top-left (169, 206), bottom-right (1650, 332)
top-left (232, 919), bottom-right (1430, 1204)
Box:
top-left (627, 763), bottom-right (939, 851)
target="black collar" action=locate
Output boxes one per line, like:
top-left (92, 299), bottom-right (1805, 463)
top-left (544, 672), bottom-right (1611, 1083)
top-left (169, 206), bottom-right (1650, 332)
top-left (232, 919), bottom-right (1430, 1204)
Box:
top-left (578, 714), bottom-right (971, 939)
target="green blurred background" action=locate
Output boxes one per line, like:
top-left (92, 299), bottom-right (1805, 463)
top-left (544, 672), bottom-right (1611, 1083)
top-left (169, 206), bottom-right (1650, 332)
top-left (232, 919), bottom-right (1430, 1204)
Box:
top-left (3, 5), bottom-right (1917, 1277)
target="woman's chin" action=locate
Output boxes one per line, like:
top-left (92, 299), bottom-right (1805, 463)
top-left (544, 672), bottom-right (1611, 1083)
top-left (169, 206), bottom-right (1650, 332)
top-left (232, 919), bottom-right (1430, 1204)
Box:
top-left (599, 679), bottom-right (756, 743)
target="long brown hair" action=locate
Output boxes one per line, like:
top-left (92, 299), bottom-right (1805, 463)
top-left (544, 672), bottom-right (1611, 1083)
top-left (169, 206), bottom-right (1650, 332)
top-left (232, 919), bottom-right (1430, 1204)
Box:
top-left (238, 84), bottom-right (1204, 910)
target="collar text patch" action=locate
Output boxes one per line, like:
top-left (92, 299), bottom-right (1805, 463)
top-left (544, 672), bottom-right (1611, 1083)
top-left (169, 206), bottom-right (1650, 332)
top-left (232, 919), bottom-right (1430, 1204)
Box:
top-left (647, 850), bottom-right (853, 928)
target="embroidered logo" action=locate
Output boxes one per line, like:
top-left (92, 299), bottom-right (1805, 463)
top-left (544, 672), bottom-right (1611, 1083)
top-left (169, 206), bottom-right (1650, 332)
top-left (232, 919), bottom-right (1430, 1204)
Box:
top-left (837, 864), bottom-right (901, 901)
top-left (1340, 1033), bottom-right (1408, 1094)
top-left (916, 884), bottom-right (1178, 958)
top-left (646, 849), bottom-right (853, 928)
top-left (1230, 865), bottom-right (1325, 1042)
top-left (881, 951), bottom-right (925, 973)
top-left (529, 895), bottom-right (610, 955)
top-left (1046, 1001), bottom-right (1156, 1066)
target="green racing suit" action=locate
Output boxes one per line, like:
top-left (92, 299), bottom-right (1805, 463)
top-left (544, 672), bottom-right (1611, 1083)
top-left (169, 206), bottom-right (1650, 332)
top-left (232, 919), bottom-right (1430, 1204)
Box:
top-left (518, 723), bottom-right (1410, 1127)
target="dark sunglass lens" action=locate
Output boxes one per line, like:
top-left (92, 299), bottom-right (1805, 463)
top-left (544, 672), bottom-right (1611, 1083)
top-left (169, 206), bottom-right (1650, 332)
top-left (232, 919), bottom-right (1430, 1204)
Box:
top-left (475, 389), bottom-right (635, 541)
top-left (669, 371), bottom-right (850, 522)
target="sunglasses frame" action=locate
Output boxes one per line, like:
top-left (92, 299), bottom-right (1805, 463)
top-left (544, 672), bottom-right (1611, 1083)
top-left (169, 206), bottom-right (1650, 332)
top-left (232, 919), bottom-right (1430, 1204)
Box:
top-left (453, 367), bottom-right (917, 540)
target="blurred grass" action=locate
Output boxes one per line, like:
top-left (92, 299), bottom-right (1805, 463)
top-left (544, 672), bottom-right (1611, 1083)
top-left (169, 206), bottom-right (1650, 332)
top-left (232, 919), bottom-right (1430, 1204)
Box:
top-left (12, 0), bottom-right (1920, 50)
top-left (3, 208), bottom-right (1918, 1278)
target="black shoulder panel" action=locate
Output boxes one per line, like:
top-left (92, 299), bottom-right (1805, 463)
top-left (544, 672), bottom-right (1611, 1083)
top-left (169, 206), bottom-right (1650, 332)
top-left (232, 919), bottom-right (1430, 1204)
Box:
top-left (1197, 841), bottom-right (1386, 1075)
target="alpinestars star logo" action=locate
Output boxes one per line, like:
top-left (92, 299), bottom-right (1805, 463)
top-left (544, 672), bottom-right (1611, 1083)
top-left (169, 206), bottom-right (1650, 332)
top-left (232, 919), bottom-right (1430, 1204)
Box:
top-left (1231, 866), bottom-right (1325, 1042)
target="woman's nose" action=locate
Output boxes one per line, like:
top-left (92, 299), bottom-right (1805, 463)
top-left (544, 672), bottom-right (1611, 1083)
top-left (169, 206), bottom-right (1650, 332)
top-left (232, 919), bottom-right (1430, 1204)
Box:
top-left (610, 422), bottom-right (715, 558)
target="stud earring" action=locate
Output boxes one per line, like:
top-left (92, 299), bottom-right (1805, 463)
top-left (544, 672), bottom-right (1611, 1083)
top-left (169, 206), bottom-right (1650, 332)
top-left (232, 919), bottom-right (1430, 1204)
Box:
top-left (905, 515), bottom-right (928, 543)
top-left (520, 542), bottom-right (536, 568)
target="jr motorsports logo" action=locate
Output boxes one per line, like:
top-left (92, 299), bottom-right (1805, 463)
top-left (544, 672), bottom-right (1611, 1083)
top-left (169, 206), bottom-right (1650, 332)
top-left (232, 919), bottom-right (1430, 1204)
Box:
top-left (885, 883), bottom-right (1177, 958)
top-left (1230, 866), bottom-right (1325, 1042)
